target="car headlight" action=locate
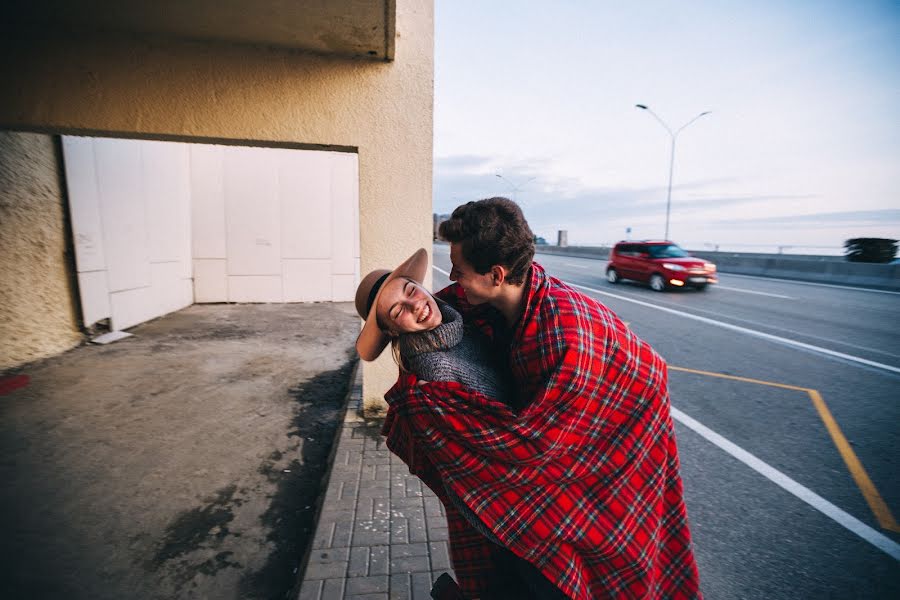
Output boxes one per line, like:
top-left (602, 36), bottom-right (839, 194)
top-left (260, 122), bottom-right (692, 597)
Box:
top-left (704, 263), bottom-right (716, 271)
top-left (662, 263), bottom-right (686, 271)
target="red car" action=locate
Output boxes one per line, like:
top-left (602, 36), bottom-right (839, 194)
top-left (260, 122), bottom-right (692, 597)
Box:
top-left (606, 241), bottom-right (717, 291)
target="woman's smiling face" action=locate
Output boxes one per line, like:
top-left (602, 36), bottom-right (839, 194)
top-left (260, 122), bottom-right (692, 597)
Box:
top-left (376, 277), bottom-right (442, 335)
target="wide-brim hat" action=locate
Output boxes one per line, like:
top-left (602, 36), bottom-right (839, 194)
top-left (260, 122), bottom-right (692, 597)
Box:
top-left (354, 248), bottom-right (429, 361)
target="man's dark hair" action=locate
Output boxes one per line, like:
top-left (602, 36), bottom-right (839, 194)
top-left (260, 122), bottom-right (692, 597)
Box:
top-left (438, 197), bottom-right (535, 285)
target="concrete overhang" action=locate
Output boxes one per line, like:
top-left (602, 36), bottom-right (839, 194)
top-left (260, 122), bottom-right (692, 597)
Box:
top-left (4, 0), bottom-right (396, 60)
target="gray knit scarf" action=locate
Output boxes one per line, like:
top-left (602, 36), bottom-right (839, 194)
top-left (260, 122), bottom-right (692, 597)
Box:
top-left (397, 299), bottom-right (464, 358)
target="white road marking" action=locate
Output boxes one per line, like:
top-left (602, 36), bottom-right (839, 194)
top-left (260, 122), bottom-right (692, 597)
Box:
top-left (435, 262), bottom-right (900, 558)
top-left (534, 248), bottom-right (900, 296)
top-left (724, 272), bottom-right (900, 296)
top-left (672, 407), bottom-right (900, 561)
top-left (715, 285), bottom-right (793, 299)
top-left (567, 282), bottom-right (900, 375)
top-left (434, 266), bottom-right (900, 373)
top-left (563, 262), bottom-right (590, 269)
top-left (436, 265), bottom-right (899, 372)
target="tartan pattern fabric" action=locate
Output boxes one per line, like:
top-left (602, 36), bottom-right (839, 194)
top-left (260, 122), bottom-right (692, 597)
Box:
top-left (382, 263), bottom-right (702, 599)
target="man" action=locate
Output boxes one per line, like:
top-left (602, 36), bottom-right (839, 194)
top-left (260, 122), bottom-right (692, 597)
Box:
top-left (383, 197), bottom-right (702, 599)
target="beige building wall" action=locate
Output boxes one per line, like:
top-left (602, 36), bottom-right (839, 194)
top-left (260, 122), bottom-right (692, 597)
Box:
top-left (0, 0), bottom-right (434, 412)
top-left (0, 132), bottom-right (83, 369)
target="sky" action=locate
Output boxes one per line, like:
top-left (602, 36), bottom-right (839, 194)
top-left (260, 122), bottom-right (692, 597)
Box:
top-left (432, 1), bottom-right (900, 253)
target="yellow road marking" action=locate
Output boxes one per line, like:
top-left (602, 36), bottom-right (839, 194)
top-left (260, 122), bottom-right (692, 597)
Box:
top-left (669, 365), bottom-right (900, 533)
top-left (670, 366), bottom-right (809, 392)
top-left (806, 390), bottom-right (900, 533)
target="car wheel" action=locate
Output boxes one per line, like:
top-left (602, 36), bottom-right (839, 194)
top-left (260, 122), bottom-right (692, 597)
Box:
top-left (649, 274), bottom-right (666, 292)
top-left (695, 283), bottom-right (708, 291)
top-left (606, 269), bottom-right (619, 284)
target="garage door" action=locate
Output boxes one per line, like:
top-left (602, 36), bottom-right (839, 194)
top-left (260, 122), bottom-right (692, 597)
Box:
top-left (62, 136), bottom-right (359, 331)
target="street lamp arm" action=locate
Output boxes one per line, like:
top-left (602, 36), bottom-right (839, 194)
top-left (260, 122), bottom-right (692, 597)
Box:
top-left (495, 173), bottom-right (536, 203)
top-left (635, 104), bottom-right (674, 137)
top-left (495, 174), bottom-right (515, 193)
top-left (635, 104), bottom-right (712, 240)
top-left (674, 111), bottom-right (711, 137)
top-left (495, 174), bottom-right (536, 193)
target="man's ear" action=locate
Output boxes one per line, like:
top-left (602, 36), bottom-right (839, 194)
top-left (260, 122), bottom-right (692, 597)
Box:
top-left (490, 265), bottom-right (507, 286)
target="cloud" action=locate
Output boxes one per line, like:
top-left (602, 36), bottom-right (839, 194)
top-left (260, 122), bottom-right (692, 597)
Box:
top-left (433, 153), bottom-right (788, 219)
top-left (431, 153), bottom-right (863, 244)
top-left (433, 153), bottom-right (742, 207)
top-left (714, 209), bottom-right (900, 228)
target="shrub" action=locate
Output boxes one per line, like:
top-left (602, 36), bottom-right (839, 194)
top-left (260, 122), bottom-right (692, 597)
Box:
top-left (843, 238), bottom-right (898, 263)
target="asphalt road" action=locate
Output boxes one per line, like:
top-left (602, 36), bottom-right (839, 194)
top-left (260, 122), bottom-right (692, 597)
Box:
top-left (431, 243), bottom-right (900, 600)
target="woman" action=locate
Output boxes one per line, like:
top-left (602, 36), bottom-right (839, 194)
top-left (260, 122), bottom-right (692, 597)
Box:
top-left (353, 248), bottom-right (568, 600)
top-left (354, 247), bottom-right (511, 407)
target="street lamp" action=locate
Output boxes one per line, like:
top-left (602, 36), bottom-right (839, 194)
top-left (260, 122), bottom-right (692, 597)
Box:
top-left (495, 174), bottom-right (536, 203)
top-left (635, 104), bottom-right (711, 240)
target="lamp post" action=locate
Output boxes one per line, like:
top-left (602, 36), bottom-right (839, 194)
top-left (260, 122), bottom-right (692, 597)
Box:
top-left (635, 104), bottom-right (710, 240)
top-left (495, 174), bottom-right (536, 203)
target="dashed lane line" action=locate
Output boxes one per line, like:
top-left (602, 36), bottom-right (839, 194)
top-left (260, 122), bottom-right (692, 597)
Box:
top-left (724, 272), bottom-right (900, 296)
top-left (714, 285), bottom-right (793, 299)
top-left (433, 264), bottom-right (900, 557)
top-left (436, 265), bottom-right (900, 373)
top-left (568, 282), bottom-right (900, 375)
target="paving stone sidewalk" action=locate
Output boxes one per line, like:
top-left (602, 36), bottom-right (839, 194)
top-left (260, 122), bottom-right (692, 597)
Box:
top-left (297, 368), bottom-right (456, 600)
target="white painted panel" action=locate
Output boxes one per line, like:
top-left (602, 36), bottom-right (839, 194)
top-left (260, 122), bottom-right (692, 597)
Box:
top-left (331, 152), bottom-right (358, 275)
top-left (144, 141), bottom-right (190, 263)
top-left (193, 259), bottom-right (228, 303)
top-left (280, 149), bottom-right (332, 259)
top-left (76, 270), bottom-right (111, 326)
top-left (283, 259), bottom-right (332, 302)
top-left (179, 278), bottom-right (194, 307)
top-left (151, 261), bottom-right (189, 316)
top-left (62, 136), bottom-right (107, 273)
top-left (109, 286), bottom-right (154, 331)
top-left (94, 138), bottom-right (151, 292)
top-left (332, 274), bottom-right (356, 302)
top-left (228, 276), bottom-right (283, 303)
top-left (190, 144), bottom-right (227, 259)
top-left (349, 154), bottom-right (361, 261)
top-left (225, 146), bottom-right (280, 275)
top-left (178, 159), bottom-right (193, 279)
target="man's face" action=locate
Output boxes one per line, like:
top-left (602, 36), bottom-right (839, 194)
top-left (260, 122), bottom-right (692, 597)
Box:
top-left (449, 243), bottom-right (497, 305)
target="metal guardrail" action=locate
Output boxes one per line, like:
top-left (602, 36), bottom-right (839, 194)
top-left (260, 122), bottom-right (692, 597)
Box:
top-left (531, 245), bottom-right (900, 291)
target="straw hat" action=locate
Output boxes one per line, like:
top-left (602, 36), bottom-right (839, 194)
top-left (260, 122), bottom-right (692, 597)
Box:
top-left (354, 248), bottom-right (429, 361)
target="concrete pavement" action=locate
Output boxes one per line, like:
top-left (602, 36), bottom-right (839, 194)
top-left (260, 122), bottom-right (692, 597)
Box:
top-left (1, 303), bottom-right (360, 600)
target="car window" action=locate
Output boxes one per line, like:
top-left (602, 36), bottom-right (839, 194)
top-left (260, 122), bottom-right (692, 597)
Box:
top-left (647, 244), bottom-right (689, 258)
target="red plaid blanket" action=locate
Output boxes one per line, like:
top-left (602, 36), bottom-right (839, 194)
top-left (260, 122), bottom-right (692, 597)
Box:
top-left (382, 263), bottom-right (701, 599)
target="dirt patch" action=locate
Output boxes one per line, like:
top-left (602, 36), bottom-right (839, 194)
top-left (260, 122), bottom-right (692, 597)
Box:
top-left (0, 303), bottom-right (359, 600)
top-left (241, 360), bottom-right (356, 599)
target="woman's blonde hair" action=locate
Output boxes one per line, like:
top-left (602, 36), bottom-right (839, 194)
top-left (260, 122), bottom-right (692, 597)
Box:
top-left (389, 337), bottom-right (409, 373)
top-left (375, 311), bottom-right (408, 372)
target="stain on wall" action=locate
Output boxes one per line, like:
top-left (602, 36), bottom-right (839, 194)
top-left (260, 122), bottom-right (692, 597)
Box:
top-left (0, 131), bottom-right (82, 370)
